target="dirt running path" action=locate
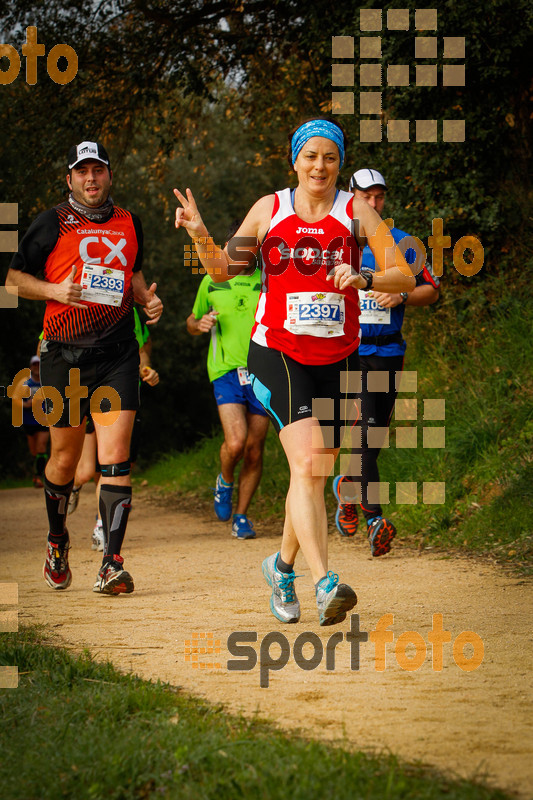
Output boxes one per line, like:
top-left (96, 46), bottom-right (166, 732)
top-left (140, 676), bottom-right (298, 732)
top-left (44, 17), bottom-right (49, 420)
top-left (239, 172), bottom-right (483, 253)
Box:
top-left (2, 487), bottom-right (532, 797)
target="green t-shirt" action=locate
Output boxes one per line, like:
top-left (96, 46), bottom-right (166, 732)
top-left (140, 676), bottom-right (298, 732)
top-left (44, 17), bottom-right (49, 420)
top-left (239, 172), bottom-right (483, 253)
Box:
top-left (133, 307), bottom-right (150, 350)
top-left (191, 269), bottom-right (261, 382)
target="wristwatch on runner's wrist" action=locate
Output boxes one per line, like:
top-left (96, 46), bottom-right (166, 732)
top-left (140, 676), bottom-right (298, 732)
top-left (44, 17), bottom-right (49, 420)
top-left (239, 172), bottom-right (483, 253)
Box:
top-left (359, 269), bottom-right (374, 290)
top-left (400, 292), bottom-right (408, 304)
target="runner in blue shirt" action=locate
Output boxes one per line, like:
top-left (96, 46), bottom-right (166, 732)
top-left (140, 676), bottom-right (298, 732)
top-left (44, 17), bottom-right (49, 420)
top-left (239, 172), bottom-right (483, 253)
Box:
top-left (333, 168), bottom-right (440, 555)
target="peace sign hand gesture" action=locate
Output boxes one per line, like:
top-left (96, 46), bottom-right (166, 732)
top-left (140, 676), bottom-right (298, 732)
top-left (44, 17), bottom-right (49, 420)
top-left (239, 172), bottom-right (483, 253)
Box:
top-left (173, 188), bottom-right (208, 240)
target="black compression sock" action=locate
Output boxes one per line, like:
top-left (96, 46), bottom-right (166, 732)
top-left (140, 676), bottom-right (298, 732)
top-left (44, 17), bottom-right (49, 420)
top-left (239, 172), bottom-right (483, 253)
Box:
top-left (99, 484), bottom-right (132, 558)
top-left (35, 452), bottom-right (48, 477)
top-left (276, 554), bottom-right (294, 574)
top-left (44, 476), bottom-right (73, 540)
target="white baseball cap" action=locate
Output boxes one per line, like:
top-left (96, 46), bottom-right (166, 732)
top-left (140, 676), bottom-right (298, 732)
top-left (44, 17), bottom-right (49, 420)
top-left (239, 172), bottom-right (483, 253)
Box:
top-left (68, 141), bottom-right (110, 170)
top-left (349, 168), bottom-right (387, 191)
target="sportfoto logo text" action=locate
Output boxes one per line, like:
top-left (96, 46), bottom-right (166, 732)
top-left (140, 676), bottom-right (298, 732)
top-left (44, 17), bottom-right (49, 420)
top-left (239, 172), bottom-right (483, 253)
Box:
top-left (186, 613), bottom-right (484, 687)
top-left (184, 223), bottom-right (484, 278)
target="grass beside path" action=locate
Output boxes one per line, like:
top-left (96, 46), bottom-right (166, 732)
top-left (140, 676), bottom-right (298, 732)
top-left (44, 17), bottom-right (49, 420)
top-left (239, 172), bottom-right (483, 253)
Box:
top-left (0, 627), bottom-right (515, 800)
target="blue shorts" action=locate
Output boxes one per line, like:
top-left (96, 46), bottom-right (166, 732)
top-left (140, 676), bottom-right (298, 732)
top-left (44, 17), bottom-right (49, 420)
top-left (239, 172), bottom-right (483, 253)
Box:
top-left (213, 369), bottom-right (268, 416)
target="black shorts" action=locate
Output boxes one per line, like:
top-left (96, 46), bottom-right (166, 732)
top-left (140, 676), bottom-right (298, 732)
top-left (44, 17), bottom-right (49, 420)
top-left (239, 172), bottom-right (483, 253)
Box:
top-left (248, 340), bottom-right (360, 447)
top-left (129, 412), bottom-right (142, 463)
top-left (23, 423), bottom-right (48, 435)
top-left (40, 339), bottom-right (140, 428)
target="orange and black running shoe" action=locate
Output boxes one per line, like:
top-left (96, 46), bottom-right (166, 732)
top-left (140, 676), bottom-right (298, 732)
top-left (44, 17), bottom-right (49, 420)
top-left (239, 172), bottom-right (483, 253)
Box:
top-left (332, 476), bottom-right (359, 537)
top-left (367, 517), bottom-right (396, 557)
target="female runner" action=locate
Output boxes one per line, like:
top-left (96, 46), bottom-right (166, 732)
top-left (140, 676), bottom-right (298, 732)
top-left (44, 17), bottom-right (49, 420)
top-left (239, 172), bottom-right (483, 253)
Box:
top-left (174, 118), bottom-right (414, 625)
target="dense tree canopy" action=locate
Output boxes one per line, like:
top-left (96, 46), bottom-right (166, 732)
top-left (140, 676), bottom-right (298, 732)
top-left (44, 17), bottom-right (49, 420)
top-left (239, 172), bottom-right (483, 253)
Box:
top-left (1, 0), bottom-right (531, 475)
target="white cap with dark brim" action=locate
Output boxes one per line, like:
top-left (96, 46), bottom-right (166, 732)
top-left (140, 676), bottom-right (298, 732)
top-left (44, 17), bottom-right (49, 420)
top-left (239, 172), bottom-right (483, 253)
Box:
top-left (349, 168), bottom-right (387, 191)
top-left (68, 141), bottom-right (110, 170)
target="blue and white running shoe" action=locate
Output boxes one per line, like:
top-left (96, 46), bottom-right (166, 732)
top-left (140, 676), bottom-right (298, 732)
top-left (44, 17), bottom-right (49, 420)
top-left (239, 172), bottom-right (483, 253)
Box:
top-left (262, 552), bottom-right (300, 623)
top-left (316, 571), bottom-right (357, 626)
top-left (212, 473), bottom-right (233, 521)
top-left (231, 514), bottom-right (256, 540)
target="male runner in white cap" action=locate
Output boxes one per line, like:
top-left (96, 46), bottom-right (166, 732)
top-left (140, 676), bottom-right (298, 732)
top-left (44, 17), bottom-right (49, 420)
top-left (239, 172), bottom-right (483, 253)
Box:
top-left (6, 141), bottom-right (163, 594)
top-left (333, 168), bottom-right (440, 555)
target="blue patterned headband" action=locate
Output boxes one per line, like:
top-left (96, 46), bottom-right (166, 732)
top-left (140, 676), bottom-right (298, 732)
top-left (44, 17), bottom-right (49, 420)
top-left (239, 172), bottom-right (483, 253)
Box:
top-left (291, 120), bottom-right (345, 167)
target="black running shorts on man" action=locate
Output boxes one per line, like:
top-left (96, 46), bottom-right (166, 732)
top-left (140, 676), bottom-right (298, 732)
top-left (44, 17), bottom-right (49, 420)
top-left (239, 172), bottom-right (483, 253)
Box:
top-left (40, 338), bottom-right (140, 427)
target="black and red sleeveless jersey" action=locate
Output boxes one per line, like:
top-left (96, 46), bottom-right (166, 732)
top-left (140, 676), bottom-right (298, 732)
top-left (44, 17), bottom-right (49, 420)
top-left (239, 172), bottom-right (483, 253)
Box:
top-left (10, 201), bottom-right (143, 346)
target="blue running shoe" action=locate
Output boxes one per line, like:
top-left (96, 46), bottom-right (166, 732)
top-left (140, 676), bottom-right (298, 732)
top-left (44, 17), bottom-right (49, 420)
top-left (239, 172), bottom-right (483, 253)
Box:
top-left (367, 516), bottom-right (396, 557)
top-left (316, 571), bottom-right (357, 626)
top-left (231, 514), bottom-right (256, 540)
top-left (262, 552), bottom-right (300, 623)
top-left (332, 475), bottom-right (358, 537)
top-left (212, 473), bottom-right (233, 521)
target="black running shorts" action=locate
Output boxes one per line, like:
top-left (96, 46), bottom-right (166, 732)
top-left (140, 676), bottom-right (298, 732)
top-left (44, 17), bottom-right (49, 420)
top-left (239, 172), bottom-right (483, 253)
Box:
top-left (23, 423), bottom-right (48, 435)
top-left (40, 338), bottom-right (140, 427)
top-left (248, 340), bottom-right (360, 447)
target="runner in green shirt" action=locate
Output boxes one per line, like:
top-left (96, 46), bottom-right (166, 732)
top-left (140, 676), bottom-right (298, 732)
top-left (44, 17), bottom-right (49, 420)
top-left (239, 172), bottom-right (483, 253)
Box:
top-left (187, 265), bottom-right (269, 539)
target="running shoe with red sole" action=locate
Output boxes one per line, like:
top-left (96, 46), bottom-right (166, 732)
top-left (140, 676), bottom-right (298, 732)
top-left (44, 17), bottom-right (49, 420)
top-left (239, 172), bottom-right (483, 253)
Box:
top-left (332, 475), bottom-right (359, 537)
top-left (367, 517), bottom-right (396, 557)
top-left (93, 555), bottom-right (134, 595)
top-left (43, 537), bottom-right (72, 590)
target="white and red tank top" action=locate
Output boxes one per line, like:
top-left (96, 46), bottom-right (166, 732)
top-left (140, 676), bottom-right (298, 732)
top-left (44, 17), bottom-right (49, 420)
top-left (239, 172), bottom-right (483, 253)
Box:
top-left (251, 188), bottom-right (361, 364)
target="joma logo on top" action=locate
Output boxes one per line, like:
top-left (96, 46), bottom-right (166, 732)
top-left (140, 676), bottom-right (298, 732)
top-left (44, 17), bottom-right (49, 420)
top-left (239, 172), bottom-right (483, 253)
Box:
top-left (0, 27), bottom-right (78, 85)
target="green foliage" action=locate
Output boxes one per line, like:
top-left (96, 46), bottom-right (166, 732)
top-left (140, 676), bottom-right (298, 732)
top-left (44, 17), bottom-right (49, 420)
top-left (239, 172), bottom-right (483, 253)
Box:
top-left (0, 626), bottom-right (514, 800)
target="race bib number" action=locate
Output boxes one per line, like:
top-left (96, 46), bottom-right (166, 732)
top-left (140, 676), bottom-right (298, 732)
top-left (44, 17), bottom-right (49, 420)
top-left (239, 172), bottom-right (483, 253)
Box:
top-left (237, 366), bottom-right (251, 386)
top-left (80, 264), bottom-right (125, 307)
top-left (359, 291), bottom-right (391, 324)
top-left (285, 292), bottom-right (345, 338)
